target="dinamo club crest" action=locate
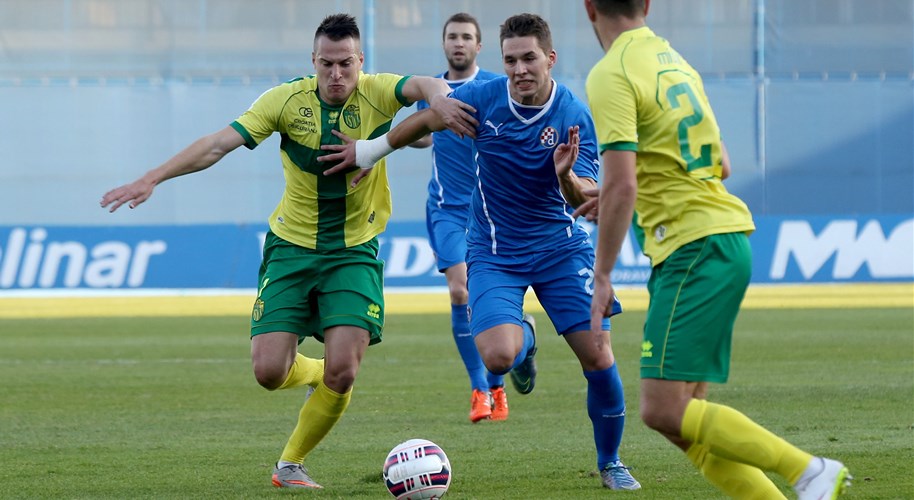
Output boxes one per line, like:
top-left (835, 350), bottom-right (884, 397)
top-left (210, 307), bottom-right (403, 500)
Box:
top-left (539, 126), bottom-right (558, 148)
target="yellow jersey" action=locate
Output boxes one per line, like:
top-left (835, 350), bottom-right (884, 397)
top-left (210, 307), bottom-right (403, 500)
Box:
top-left (232, 72), bottom-right (412, 250)
top-left (586, 27), bottom-right (754, 265)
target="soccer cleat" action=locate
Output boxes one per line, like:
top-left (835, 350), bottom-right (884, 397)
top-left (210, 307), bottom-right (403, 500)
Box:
top-left (490, 386), bottom-right (509, 421)
top-left (271, 462), bottom-right (323, 489)
top-left (794, 457), bottom-right (851, 500)
top-left (469, 389), bottom-right (493, 423)
top-left (509, 314), bottom-right (538, 395)
top-left (600, 460), bottom-right (642, 490)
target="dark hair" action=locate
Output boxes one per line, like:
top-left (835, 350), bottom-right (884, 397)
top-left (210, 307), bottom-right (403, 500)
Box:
top-left (443, 12), bottom-right (482, 43)
top-left (315, 13), bottom-right (360, 42)
top-left (499, 13), bottom-right (552, 54)
top-left (590, 0), bottom-right (645, 18)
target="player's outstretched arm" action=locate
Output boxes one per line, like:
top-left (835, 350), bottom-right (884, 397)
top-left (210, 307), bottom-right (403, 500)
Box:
top-left (401, 76), bottom-right (478, 139)
top-left (319, 109), bottom-right (447, 180)
top-left (100, 126), bottom-right (245, 212)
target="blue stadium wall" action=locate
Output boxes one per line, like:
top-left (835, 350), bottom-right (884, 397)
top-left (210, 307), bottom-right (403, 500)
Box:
top-left (0, 0), bottom-right (911, 289)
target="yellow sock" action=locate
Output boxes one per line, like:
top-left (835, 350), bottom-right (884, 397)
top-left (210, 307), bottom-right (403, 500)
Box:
top-left (681, 399), bottom-right (813, 485)
top-left (277, 354), bottom-right (324, 390)
top-left (686, 442), bottom-right (787, 499)
top-left (279, 381), bottom-right (351, 464)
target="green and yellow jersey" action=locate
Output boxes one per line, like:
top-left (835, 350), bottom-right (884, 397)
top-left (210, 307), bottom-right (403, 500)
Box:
top-left (232, 72), bottom-right (412, 251)
top-left (586, 26), bottom-right (755, 265)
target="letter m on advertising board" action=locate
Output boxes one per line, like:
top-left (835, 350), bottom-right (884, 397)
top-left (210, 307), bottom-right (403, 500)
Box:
top-left (770, 218), bottom-right (914, 281)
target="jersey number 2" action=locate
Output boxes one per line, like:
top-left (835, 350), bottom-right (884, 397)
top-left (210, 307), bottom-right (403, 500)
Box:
top-left (666, 83), bottom-right (712, 171)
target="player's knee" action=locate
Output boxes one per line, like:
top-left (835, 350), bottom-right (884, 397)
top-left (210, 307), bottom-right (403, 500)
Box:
top-left (323, 365), bottom-right (357, 393)
top-left (481, 352), bottom-right (515, 375)
top-left (252, 362), bottom-right (286, 390)
top-left (639, 403), bottom-right (677, 435)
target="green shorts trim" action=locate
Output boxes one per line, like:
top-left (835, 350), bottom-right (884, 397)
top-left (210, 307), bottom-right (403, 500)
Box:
top-left (641, 232), bottom-right (752, 383)
top-left (250, 231), bottom-right (385, 345)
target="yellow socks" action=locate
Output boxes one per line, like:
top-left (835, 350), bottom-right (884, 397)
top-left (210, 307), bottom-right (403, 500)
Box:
top-left (681, 399), bottom-right (813, 485)
top-left (277, 354), bottom-right (324, 390)
top-left (686, 442), bottom-right (787, 499)
top-left (280, 381), bottom-right (351, 464)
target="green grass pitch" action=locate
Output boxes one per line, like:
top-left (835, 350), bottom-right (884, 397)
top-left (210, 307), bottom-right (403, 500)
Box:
top-left (1, 307), bottom-right (911, 499)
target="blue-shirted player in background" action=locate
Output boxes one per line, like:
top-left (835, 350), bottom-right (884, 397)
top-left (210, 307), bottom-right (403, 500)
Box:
top-left (321, 13), bottom-right (640, 491)
top-left (410, 13), bottom-right (512, 424)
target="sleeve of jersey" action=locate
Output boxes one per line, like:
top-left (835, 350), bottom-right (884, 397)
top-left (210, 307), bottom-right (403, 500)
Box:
top-left (361, 73), bottom-right (412, 114)
top-left (230, 86), bottom-right (284, 150)
top-left (586, 62), bottom-right (637, 154)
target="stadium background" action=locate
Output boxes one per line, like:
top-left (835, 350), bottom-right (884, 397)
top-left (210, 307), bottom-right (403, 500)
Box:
top-left (0, 0), bottom-right (911, 290)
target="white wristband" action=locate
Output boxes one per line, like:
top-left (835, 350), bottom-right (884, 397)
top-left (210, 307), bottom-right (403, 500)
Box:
top-left (355, 134), bottom-right (395, 169)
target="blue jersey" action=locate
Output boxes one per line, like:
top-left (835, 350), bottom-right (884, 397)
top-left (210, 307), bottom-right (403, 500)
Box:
top-left (417, 68), bottom-right (501, 214)
top-left (450, 77), bottom-right (600, 259)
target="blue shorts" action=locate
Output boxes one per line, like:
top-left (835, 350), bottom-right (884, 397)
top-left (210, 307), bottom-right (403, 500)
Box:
top-left (466, 242), bottom-right (621, 336)
top-left (426, 202), bottom-right (469, 272)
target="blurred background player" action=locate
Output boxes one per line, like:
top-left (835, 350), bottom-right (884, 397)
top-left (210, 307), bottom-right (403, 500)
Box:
top-left (580, 0), bottom-right (851, 498)
top-left (101, 13), bottom-right (473, 491)
top-left (321, 13), bottom-right (640, 491)
top-left (410, 12), bottom-right (512, 423)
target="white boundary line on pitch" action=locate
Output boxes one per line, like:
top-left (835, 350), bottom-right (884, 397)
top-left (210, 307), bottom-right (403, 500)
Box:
top-left (0, 282), bottom-right (903, 299)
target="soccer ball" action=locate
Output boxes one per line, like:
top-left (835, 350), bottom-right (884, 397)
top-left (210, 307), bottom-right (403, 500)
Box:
top-left (382, 438), bottom-right (451, 499)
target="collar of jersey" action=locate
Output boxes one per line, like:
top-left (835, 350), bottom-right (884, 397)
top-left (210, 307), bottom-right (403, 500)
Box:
top-left (507, 78), bottom-right (557, 125)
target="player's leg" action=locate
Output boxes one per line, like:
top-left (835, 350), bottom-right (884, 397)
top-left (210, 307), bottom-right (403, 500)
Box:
top-left (641, 378), bottom-right (786, 498)
top-left (467, 260), bottom-right (532, 377)
top-left (272, 238), bottom-right (385, 488)
top-left (641, 233), bottom-right (849, 498)
top-left (251, 232), bottom-right (328, 488)
top-left (250, 231), bottom-right (325, 391)
top-left (430, 213), bottom-right (502, 421)
top-left (685, 383), bottom-right (784, 499)
top-left (443, 263), bottom-right (493, 422)
top-left (533, 243), bottom-right (637, 490)
top-left (279, 324), bottom-right (370, 461)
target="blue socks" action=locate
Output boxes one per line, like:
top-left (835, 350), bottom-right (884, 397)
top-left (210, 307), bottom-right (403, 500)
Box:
top-left (451, 304), bottom-right (488, 390)
top-left (507, 319), bottom-right (536, 371)
top-left (584, 364), bottom-right (626, 470)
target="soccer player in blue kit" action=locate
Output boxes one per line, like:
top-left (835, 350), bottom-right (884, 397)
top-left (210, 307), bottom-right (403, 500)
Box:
top-left (411, 12), bottom-right (513, 424)
top-left (321, 13), bottom-right (640, 490)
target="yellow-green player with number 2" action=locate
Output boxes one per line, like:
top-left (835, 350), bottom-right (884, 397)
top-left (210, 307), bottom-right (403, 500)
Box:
top-left (577, 1), bottom-right (852, 498)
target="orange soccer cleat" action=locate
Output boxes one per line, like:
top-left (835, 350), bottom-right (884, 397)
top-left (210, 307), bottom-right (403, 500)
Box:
top-left (490, 386), bottom-right (509, 421)
top-left (469, 389), bottom-right (493, 423)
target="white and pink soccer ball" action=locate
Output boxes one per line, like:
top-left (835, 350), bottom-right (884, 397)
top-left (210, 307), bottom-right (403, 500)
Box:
top-left (383, 439), bottom-right (452, 499)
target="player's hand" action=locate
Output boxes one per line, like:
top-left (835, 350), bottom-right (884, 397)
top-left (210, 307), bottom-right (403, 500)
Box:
top-left (572, 187), bottom-right (600, 221)
top-left (319, 130), bottom-right (376, 187)
top-left (319, 129), bottom-right (358, 174)
top-left (100, 177), bottom-right (155, 212)
top-left (554, 126), bottom-right (579, 179)
top-left (590, 274), bottom-right (616, 334)
top-left (430, 95), bottom-right (478, 139)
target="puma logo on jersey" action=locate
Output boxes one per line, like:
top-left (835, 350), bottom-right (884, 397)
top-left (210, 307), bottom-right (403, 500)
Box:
top-left (485, 120), bottom-right (504, 136)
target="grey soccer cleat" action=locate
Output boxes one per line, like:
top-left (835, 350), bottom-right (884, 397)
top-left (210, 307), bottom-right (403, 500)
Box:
top-left (271, 462), bottom-right (323, 489)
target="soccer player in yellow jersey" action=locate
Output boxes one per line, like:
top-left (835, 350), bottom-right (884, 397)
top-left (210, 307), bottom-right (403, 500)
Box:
top-left (578, 1), bottom-right (851, 498)
top-left (100, 13), bottom-right (474, 490)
